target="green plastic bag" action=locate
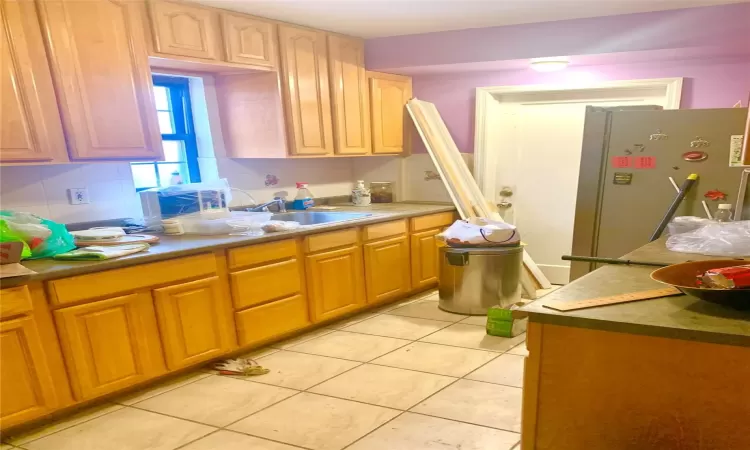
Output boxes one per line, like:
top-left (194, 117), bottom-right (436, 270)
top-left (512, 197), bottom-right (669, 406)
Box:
top-left (0, 220), bottom-right (32, 259)
top-left (0, 211), bottom-right (76, 259)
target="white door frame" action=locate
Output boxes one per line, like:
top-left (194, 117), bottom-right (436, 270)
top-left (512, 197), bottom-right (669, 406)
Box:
top-left (473, 78), bottom-right (683, 200)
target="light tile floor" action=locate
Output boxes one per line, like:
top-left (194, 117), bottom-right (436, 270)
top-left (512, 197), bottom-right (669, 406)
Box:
top-left (3, 289), bottom-right (542, 450)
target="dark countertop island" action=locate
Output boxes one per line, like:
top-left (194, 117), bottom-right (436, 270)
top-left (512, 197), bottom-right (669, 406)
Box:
top-left (1, 203), bottom-right (455, 287)
top-left (522, 240), bottom-right (750, 347)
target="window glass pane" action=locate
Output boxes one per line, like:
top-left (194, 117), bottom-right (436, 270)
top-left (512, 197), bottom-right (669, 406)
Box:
top-left (153, 86), bottom-right (170, 110)
top-left (131, 164), bottom-right (158, 189)
top-left (162, 140), bottom-right (186, 162)
top-left (157, 162), bottom-right (189, 186)
top-left (158, 111), bottom-right (174, 134)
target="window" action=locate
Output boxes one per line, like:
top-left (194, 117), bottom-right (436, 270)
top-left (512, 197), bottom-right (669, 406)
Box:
top-left (131, 76), bottom-right (200, 191)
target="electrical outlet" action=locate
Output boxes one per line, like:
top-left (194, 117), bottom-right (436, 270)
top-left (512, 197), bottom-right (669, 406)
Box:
top-left (67, 188), bottom-right (90, 205)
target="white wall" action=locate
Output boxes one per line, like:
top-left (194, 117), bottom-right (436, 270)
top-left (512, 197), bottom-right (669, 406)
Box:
top-left (0, 163), bottom-right (141, 223)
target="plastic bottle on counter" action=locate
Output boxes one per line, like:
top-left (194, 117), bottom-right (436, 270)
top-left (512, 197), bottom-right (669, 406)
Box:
top-left (714, 204), bottom-right (734, 222)
top-left (292, 182), bottom-right (314, 210)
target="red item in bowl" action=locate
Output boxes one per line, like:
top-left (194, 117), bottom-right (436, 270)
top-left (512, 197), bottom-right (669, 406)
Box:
top-left (700, 265), bottom-right (750, 289)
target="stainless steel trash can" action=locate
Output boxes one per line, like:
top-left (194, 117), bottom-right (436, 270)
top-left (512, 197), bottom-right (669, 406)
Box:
top-left (438, 246), bottom-right (523, 315)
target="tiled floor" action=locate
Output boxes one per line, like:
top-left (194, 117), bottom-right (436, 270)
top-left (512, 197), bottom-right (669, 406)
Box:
top-left (3, 290), bottom-right (534, 450)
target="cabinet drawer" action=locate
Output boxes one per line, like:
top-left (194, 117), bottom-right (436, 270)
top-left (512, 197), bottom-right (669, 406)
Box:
top-left (304, 229), bottom-right (358, 253)
top-left (363, 219), bottom-right (407, 241)
top-left (48, 254), bottom-right (217, 306)
top-left (411, 212), bottom-right (455, 232)
top-left (228, 239), bottom-right (297, 270)
top-left (235, 295), bottom-right (310, 346)
top-left (0, 286), bottom-right (33, 320)
top-left (230, 259), bottom-right (303, 309)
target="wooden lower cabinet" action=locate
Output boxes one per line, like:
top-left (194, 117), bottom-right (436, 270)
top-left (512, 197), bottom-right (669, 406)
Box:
top-left (306, 245), bottom-right (365, 322)
top-left (0, 316), bottom-right (59, 429)
top-left (410, 229), bottom-right (442, 290)
top-left (235, 295), bottom-right (310, 346)
top-left (54, 292), bottom-right (166, 401)
top-left (364, 235), bottom-right (411, 303)
top-left (230, 259), bottom-right (303, 309)
top-left (153, 277), bottom-right (236, 370)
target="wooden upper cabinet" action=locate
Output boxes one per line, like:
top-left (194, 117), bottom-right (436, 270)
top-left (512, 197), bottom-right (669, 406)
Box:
top-left (368, 71), bottom-right (412, 155)
top-left (54, 292), bottom-right (165, 401)
top-left (0, 316), bottom-right (59, 429)
top-left (0, 0), bottom-right (66, 163)
top-left (37, 0), bottom-right (163, 160)
top-left (222, 13), bottom-right (276, 68)
top-left (153, 277), bottom-right (236, 370)
top-left (278, 25), bottom-right (334, 156)
top-left (148, 0), bottom-right (219, 60)
top-left (328, 35), bottom-right (370, 155)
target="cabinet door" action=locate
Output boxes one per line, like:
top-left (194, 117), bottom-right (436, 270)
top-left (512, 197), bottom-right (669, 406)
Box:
top-left (0, 316), bottom-right (58, 429)
top-left (54, 293), bottom-right (165, 401)
top-left (38, 0), bottom-right (163, 160)
top-left (411, 229), bottom-right (442, 290)
top-left (0, 0), bottom-right (66, 163)
top-left (306, 246), bottom-right (365, 322)
top-left (149, 0), bottom-right (219, 60)
top-left (369, 72), bottom-right (412, 154)
top-left (364, 235), bottom-right (411, 303)
top-left (222, 13), bottom-right (276, 68)
top-left (328, 35), bottom-right (370, 155)
top-left (278, 25), bottom-right (334, 156)
top-left (153, 277), bottom-right (235, 371)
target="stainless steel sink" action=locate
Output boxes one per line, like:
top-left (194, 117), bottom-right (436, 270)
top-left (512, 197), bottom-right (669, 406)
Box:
top-left (270, 211), bottom-right (372, 225)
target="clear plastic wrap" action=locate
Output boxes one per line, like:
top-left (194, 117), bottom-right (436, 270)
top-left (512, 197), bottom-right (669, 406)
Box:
top-left (666, 220), bottom-right (750, 257)
top-left (667, 216), bottom-right (712, 236)
top-left (140, 179), bottom-right (232, 226)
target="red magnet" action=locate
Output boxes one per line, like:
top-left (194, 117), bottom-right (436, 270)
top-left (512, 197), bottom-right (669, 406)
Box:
top-left (611, 156), bottom-right (631, 168)
top-left (683, 151), bottom-right (708, 162)
top-left (704, 189), bottom-right (728, 201)
top-left (634, 156), bottom-right (656, 169)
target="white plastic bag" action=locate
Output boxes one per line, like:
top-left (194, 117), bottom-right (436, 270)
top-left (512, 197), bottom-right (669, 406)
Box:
top-left (438, 218), bottom-right (519, 247)
top-left (666, 220), bottom-right (750, 257)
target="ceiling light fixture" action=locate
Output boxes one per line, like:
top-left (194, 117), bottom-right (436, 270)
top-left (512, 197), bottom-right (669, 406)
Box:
top-left (530, 57), bottom-right (570, 72)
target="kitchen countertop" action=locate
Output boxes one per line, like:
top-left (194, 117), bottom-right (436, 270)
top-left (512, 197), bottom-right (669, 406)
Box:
top-left (522, 240), bottom-right (750, 347)
top-left (1, 203), bottom-right (455, 288)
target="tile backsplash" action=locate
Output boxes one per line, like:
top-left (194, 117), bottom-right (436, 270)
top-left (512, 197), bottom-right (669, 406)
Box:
top-left (0, 163), bottom-right (141, 223)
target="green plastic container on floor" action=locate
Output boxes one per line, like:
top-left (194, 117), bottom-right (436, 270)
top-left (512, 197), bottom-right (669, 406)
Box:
top-left (486, 303), bottom-right (528, 338)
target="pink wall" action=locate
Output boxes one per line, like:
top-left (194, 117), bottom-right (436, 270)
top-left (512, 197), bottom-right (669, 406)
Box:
top-left (411, 57), bottom-right (750, 153)
top-left (367, 3), bottom-right (750, 72)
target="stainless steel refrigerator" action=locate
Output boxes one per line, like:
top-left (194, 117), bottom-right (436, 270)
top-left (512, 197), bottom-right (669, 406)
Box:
top-left (571, 107), bottom-right (749, 280)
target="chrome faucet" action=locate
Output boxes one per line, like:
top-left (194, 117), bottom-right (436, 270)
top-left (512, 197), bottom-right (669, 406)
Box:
top-left (247, 197), bottom-right (287, 213)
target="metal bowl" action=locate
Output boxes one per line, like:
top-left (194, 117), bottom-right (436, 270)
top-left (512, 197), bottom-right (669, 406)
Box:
top-left (651, 260), bottom-right (750, 308)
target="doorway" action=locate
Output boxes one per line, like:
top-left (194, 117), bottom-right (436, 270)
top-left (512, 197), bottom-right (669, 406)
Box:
top-left (473, 78), bottom-right (682, 284)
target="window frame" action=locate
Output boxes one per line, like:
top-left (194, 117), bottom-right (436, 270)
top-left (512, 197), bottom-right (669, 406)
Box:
top-left (132, 75), bottom-right (201, 191)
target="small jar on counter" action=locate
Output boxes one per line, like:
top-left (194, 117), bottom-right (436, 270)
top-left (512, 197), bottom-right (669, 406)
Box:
top-left (370, 182), bottom-right (393, 203)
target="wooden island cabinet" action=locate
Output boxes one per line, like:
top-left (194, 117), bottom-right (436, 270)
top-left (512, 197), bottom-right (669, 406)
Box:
top-left (521, 241), bottom-right (750, 450)
top-left (0, 210), bottom-right (453, 432)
